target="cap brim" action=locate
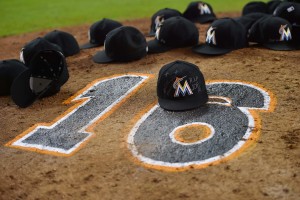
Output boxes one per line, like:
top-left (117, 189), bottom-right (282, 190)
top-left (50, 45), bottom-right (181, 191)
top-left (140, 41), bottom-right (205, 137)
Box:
top-left (146, 31), bottom-right (156, 37)
top-left (63, 45), bottom-right (80, 57)
top-left (147, 39), bottom-right (173, 54)
top-left (158, 94), bottom-right (208, 111)
top-left (80, 42), bottom-right (101, 50)
top-left (263, 42), bottom-right (297, 51)
top-left (93, 50), bottom-right (114, 63)
top-left (10, 70), bottom-right (54, 108)
top-left (193, 15), bottom-right (216, 24)
top-left (192, 44), bottom-right (232, 56)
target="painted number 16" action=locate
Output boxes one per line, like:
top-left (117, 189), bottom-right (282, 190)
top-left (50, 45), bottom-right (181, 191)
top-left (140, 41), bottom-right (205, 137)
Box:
top-left (6, 74), bottom-right (275, 171)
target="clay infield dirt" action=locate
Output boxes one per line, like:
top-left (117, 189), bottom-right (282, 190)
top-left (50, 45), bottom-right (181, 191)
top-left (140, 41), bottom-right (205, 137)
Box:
top-left (0, 12), bottom-right (299, 200)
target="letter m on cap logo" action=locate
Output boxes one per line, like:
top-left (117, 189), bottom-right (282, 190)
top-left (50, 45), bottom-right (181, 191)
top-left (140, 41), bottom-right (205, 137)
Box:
top-left (198, 3), bottom-right (211, 15)
top-left (279, 24), bottom-right (292, 41)
top-left (206, 27), bottom-right (217, 45)
top-left (155, 16), bottom-right (164, 30)
top-left (173, 77), bottom-right (193, 97)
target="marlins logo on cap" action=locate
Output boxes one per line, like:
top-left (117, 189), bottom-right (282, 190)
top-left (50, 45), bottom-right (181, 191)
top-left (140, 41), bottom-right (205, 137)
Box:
top-left (20, 48), bottom-right (25, 63)
top-left (206, 26), bottom-right (217, 45)
top-left (199, 3), bottom-right (212, 15)
top-left (279, 24), bottom-right (292, 41)
top-left (248, 15), bottom-right (296, 50)
top-left (155, 16), bottom-right (165, 31)
top-left (148, 8), bottom-right (182, 37)
top-left (173, 76), bottom-right (193, 97)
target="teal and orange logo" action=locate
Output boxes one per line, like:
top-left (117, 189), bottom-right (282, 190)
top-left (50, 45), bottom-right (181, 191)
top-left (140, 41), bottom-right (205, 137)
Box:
top-left (279, 24), bottom-right (292, 41)
top-left (173, 76), bottom-right (193, 97)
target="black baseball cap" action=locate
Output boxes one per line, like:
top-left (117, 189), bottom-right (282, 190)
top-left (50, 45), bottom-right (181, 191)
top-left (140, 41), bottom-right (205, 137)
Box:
top-left (80, 18), bottom-right (122, 49)
top-left (11, 50), bottom-right (68, 108)
top-left (248, 15), bottom-right (296, 50)
top-left (20, 37), bottom-right (62, 65)
top-left (242, 1), bottom-right (268, 16)
top-left (0, 59), bottom-right (27, 96)
top-left (148, 8), bottom-right (182, 37)
top-left (157, 60), bottom-right (208, 111)
top-left (93, 26), bottom-right (148, 63)
top-left (147, 16), bottom-right (199, 54)
top-left (267, 0), bottom-right (283, 14)
top-left (236, 13), bottom-right (270, 31)
top-left (183, 1), bottom-right (216, 24)
top-left (193, 18), bottom-right (248, 56)
top-left (273, 2), bottom-right (300, 25)
top-left (44, 30), bottom-right (80, 57)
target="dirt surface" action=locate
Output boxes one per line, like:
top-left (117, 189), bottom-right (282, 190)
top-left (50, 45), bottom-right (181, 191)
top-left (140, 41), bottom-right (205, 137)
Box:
top-left (0, 12), bottom-right (300, 200)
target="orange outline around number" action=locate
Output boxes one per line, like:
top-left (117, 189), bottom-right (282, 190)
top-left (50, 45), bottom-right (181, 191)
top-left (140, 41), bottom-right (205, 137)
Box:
top-left (5, 78), bottom-right (277, 172)
top-left (125, 80), bottom-right (277, 172)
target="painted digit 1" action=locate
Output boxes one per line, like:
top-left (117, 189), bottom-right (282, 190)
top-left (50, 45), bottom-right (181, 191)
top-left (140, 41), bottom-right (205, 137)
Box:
top-left (6, 74), bottom-right (150, 156)
top-left (127, 81), bottom-right (276, 171)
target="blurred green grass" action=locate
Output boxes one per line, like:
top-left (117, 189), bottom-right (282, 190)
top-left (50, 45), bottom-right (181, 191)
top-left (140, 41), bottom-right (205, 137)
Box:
top-left (0, 0), bottom-right (267, 37)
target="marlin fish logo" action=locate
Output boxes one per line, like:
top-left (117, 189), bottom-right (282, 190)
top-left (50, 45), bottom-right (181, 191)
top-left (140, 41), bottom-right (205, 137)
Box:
top-left (155, 15), bottom-right (164, 30)
top-left (155, 26), bottom-right (161, 40)
top-left (20, 48), bottom-right (25, 63)
top-left (173, 76), bottom-right (193, 97)
top-left (198, 3), bottom-right (211, 15)
top-left (206, 26), bottom-right (217, 45)
top-left (279, 24), bottom-right (292, 41)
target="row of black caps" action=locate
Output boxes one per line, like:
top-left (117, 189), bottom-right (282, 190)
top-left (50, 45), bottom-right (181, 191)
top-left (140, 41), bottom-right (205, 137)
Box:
top-left (86, 0), bottom-right (300, 62)
top-left (1, 0), bottom-right (300, 109)
top-left (81, 2), bottom-right (216, 48)
top-left (0, 56), bottom-right (207, 112)
top-left (0, 30), bottom-right (80, 107)
top-left (0, 22), bottom-right (205, 111)
top-left (83, 1), bottom-right (216, 62)
top-left (0, 0), bottom-right (219, 106)
top-left (237, 0), bottom-right (300, 51)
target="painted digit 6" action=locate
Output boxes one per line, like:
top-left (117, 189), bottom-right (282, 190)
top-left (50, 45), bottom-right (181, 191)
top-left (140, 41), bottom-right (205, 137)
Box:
top-left (127, 81), bottom-right (275, 171)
